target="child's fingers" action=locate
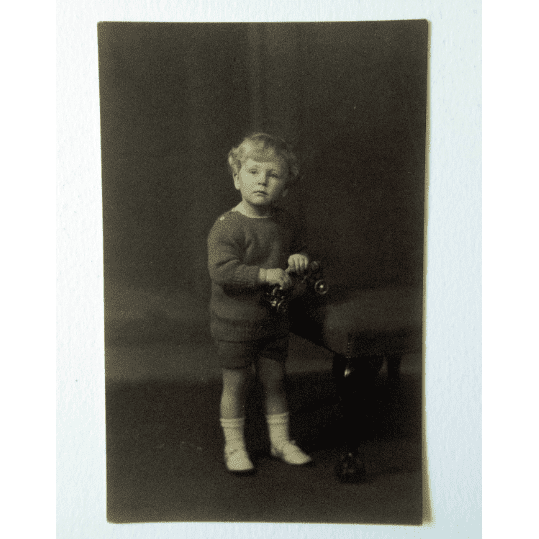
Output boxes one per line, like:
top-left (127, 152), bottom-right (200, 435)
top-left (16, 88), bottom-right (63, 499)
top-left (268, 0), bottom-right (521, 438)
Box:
top-left (294, 258), bottom-right (307, 273)
top-left (287, 255), bottom-right (310, 275)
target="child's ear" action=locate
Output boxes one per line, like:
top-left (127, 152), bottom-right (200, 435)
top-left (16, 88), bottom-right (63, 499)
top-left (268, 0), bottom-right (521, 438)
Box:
top-left (233, 173), bottom-right (240, 190)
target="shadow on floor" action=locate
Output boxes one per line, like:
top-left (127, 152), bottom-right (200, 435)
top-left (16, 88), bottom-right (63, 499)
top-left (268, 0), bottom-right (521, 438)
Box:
top-left (106, 369), bottom-right (422, 524)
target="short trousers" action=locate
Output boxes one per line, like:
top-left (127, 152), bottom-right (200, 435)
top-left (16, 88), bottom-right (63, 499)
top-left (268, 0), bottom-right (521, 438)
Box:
top-left (216, 335), bottom-right (289, 369)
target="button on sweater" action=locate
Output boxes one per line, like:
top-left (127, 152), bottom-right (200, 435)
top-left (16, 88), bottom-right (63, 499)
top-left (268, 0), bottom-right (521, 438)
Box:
top-left (207, 207), bottom-right (306, 342)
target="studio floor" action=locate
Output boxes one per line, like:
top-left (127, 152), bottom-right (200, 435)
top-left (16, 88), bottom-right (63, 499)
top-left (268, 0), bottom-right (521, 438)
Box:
top-left (106, 334), bottom-right (423, 525)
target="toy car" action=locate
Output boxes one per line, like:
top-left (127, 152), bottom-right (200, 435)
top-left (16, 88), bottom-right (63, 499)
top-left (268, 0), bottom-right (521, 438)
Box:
top-left (264, 261), bottom-right (328, 314)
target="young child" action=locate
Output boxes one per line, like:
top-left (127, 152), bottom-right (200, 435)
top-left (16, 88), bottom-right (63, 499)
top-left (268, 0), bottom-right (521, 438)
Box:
top-left (207, 133), bottom-right (312, 475)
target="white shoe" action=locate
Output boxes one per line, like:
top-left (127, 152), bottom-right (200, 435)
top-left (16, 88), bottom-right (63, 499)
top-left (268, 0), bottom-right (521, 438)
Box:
top-left (224, 446), bottom-right (255, 475)
top-left (271, 441), bottom-right (312, 466)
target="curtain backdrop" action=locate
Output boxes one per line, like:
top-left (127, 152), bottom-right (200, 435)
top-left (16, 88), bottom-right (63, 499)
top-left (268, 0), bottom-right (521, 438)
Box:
top-left (99, 21), bottom-right (427, 301)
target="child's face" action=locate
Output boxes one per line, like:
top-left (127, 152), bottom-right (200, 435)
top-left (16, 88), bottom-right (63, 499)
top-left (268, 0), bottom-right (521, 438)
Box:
top-left (234, 155), bottom-right (289, 209)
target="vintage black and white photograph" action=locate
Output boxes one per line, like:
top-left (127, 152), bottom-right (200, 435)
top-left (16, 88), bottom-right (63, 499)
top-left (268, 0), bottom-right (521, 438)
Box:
top-left (99, 21), bottom-right (428, 524)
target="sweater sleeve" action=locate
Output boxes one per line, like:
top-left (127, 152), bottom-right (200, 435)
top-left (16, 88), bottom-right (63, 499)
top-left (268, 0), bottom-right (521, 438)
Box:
top-left (207, 217), bottom-right (262, 289)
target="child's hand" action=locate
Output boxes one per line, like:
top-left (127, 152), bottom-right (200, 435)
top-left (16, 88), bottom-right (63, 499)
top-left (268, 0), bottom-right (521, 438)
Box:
top-left (287, 253), bottom-right (310, 275)
top-left (265, 268), bottom-right (293, 290)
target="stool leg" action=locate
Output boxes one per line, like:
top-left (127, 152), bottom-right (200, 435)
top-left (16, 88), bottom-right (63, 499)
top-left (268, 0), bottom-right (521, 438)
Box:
top-left (332, 354), bottom-right (382, 483)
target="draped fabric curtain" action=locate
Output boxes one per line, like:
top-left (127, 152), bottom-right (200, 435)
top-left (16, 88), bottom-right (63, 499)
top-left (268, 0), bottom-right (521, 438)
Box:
top-left (99, 22), bottom-right (427, 301)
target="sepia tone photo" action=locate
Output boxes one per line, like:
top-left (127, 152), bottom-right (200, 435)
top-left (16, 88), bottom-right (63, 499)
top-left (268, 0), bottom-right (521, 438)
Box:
top-left (99, 20), bottom-right (428, 524)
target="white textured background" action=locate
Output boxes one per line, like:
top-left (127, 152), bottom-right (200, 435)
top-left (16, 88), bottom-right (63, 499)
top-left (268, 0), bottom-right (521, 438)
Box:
top-left (60, 1), bottom-right (481, 537)
top-left (8, 0), bottom-right (526, 536)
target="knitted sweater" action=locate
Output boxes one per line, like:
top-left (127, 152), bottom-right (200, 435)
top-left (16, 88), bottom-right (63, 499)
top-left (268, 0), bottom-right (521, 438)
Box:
top-left (207, 207), bottom-right (306, 342)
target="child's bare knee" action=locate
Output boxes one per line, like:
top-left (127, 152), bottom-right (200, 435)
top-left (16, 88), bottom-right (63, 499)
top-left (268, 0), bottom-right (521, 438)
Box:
top-left (258, 362), bottom-right (284, 391)
top-left (222, 368), bottom-right (249, 390)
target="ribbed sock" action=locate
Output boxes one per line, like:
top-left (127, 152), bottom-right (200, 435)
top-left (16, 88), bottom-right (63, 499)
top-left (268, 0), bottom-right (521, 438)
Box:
top-left (266, 412), bottom-right (290, 450)
top-left (220, 416), bottom-right (246, 451)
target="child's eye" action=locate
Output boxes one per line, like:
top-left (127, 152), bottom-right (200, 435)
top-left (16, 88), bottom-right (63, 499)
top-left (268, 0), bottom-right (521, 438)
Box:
top-left (249, 169), bottom-right (258, 174)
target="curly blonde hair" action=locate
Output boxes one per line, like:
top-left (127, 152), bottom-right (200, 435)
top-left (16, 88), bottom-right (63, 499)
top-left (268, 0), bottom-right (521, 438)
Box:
top-left (227, 133), bottom-right (299, 182)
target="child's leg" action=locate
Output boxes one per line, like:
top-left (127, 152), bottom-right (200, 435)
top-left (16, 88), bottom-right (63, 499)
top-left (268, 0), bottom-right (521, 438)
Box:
top-left (257, 356), bottom-right (288, 416)
top-left (220, 367), bottom-right (249, 419)
top-left (258, 356), bottom-right (312, 465)
top-left (220, 367), bottom-right (254, 474)
top-left (217, 336), bottom-right (258, 474)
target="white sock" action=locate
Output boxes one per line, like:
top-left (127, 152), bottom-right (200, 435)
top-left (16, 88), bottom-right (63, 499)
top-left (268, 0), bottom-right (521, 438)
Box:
top-left (266, 412), bottom-right (290, 450)
top-left (220, 417), bottom-right (246, 452)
